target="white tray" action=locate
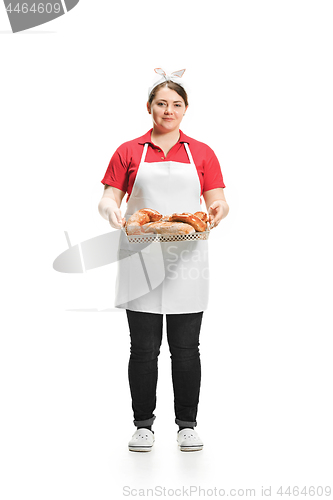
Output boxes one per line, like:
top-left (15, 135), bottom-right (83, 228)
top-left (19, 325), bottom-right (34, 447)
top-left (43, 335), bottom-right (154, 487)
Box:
top-left (123, 222), bottom-right (212, 244)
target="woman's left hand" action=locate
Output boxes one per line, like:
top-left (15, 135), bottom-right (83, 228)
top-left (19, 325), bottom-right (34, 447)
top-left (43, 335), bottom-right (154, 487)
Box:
top-left (208, 200), bottom-right (225, 228)
top-left (203, 188), bottom-right (229, 229)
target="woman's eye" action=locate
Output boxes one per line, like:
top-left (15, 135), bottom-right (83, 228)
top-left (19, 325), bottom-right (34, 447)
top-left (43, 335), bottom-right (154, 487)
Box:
top-left (157, 102), bottom-right (165, 106)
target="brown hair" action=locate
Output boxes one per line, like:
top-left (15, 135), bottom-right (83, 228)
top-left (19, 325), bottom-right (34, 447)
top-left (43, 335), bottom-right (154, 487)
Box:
top-left (148, 81), bottom-right (188, 107)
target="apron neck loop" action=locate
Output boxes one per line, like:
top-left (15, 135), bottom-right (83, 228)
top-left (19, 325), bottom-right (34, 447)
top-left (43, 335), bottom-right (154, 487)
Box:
top-left (183, 142), bottom-right (195, 165)
top-left (140, 143), bottom-right (149, 165)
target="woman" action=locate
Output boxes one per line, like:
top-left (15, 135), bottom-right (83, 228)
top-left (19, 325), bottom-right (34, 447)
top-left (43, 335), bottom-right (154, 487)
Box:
top-left (98, 69), bottom-right (229, 452)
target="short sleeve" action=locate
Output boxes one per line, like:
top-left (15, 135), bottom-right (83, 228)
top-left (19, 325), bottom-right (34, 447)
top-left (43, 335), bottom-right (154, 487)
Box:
top-left (203, 146), bottom-right (226, 192)
top-left (101, 147), bottom-right (129, 193)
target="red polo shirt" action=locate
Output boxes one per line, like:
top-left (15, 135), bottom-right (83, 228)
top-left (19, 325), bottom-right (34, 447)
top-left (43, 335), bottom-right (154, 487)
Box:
top-left (101, 129), bottom-right (226, 202)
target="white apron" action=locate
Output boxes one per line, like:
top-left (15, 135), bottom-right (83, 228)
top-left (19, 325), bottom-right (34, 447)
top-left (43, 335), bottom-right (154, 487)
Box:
top-left (114, 141), bottom-right (209, 314)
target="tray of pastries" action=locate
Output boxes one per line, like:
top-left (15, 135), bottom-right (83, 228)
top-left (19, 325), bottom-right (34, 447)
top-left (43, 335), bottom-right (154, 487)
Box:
top-left (122, 209), bottom-right (213, 243)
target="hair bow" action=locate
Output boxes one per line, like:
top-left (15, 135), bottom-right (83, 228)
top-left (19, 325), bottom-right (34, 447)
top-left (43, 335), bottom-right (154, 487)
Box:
top-left (148, 68), bottom-right (186, 97)
top-left (154, 68), bottom-right (186, 79)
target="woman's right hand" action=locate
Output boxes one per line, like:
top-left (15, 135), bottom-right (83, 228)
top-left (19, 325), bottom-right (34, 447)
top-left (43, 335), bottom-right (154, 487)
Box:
top-left (98, 186), bottom-right (126, 229)
top-left (106, 207), bottom-right (126, 229)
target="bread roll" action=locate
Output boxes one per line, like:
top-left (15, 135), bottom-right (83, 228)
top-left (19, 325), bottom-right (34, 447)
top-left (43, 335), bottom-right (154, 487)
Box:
top-left (126, 208), bottom-right (162, 235)
top-left (142, 221), bottom-right (195, 235)
top-left (169, 213), bottom-right (207, 232)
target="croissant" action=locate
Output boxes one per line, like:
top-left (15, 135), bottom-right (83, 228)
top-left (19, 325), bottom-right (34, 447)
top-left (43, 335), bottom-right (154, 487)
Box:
top-left (126, 209), bottom-right (162, 235)
top-left (169, 213), bottom-right (207, 232)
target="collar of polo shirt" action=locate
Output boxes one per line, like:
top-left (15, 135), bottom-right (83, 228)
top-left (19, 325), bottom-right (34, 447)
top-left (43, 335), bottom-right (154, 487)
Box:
top-left (138, 129), bottom-right (190, 147)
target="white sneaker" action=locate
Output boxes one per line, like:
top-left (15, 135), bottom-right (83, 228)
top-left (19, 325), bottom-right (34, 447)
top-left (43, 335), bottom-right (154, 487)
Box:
top-left (128, 428), bottom-right (155, 452)
top-left (177, 428), bottom-right (203, 452)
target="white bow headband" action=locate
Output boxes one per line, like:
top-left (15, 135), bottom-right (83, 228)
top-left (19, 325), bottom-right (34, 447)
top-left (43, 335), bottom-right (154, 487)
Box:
top-left (148, 68), bottom-right (186, 97)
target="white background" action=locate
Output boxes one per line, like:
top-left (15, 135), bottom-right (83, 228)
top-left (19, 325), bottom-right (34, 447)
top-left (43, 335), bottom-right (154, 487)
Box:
top-left (1, 1), bottom-right (332, 498)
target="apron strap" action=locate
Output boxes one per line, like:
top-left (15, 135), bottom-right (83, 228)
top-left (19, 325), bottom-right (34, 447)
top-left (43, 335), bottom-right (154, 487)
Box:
top-left (126, 143), bottom-right (149, 203)
top-left (184, 142), bottom-right (203, 205)
top-left (140, 143), bottom-right (149, 164)
top-left (183, 142), bottom-right (195, 166)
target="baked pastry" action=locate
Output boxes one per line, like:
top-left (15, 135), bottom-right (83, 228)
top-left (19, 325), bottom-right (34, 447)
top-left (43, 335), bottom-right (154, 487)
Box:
top-left (142, 221), bottom-right (195, 235)
top-left (169, 213), bottom-right (207, 232)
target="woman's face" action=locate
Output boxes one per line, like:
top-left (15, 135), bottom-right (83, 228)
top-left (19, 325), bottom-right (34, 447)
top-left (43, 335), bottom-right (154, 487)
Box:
top-left (147, 86), bottom-right (188, 133)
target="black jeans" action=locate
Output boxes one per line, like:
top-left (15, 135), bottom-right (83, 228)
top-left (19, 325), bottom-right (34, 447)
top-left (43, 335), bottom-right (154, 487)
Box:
top-left (126, 309), bottom-right (203, 428)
